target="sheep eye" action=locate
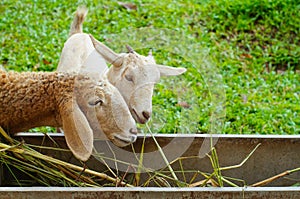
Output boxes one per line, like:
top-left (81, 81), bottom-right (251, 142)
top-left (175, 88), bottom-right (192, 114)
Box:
top-left (95, 99), bottom-right (104, 106)
top-left (125, 74), bottom-right (133, 82)
top-left (89, 99), bottom-right (104, 106)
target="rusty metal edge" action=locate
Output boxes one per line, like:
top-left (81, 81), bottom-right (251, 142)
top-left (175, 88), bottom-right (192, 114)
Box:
top-left (0, 187), bottom-right (300, 192)
top-left (0, 187), bottom-right (300, 199)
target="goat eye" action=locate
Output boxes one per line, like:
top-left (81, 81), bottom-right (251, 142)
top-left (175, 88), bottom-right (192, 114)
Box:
top-left (125, 74), bottom-right (133, 82)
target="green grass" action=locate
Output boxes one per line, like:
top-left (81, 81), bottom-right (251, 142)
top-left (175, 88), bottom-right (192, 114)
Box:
top-left (0, 0), bottom-right (299, 135)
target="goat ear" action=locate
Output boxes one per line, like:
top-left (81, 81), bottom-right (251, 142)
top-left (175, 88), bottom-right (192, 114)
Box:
top-left (61, 100), bottom-right (93, 162)
top-left (156, 65), bottom-right (187, 77)
top-left (89, 34), bottom-right (123, 68)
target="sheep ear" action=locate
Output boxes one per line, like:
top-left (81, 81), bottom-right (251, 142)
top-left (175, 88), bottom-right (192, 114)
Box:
top-left (89, 34), bottom-right (123, 67)
top-left (61, 100), bottom-right (93, 162)
top-left (156, 64), bottom-right (187, 77)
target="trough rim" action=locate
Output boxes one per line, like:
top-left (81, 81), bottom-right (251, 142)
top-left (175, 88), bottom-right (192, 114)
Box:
top-left (14, 132), bottom-right (300, 139)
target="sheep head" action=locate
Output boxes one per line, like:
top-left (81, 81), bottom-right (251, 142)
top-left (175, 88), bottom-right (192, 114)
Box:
top-left (75, 76), bottom-right (138, 146)
top-left (62, 76), bottom-right (137, 161)
top-left (89, 34), bottom-right (187, 124)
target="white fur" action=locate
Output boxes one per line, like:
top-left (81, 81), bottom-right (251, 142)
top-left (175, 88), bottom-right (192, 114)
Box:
top-left (57, 7), bottom-right (187, 124)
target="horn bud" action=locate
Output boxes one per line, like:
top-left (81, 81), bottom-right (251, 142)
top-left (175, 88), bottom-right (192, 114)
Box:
top-left (126, 44), bottom-right (134, 53)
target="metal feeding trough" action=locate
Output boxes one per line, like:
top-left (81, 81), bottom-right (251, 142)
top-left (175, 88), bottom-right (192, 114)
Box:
top-left (0, 133), bottom-right (300, 198)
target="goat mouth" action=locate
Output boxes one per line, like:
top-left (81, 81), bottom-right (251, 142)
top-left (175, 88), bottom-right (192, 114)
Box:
top-left (131, 109), bottom-right (147, 124)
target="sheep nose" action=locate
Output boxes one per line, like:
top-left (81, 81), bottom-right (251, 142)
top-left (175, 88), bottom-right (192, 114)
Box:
top-left (131, 135), bottom-right (137, 142)
top-left (142, 111), bottom-right (151, 120)
top-left (130, 128), bottom-right (138, 135)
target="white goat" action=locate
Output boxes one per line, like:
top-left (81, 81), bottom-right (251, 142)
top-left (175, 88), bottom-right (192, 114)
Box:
top-left (0, 71), bottom-right (137, 161)
top-left (57, 7), bottom-right (187, 124)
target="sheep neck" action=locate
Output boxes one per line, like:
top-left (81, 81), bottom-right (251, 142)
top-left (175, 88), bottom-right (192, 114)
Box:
top-left (0, 71), bottom-right (90, 134)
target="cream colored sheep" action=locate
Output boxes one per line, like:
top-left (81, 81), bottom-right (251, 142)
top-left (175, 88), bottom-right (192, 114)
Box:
top-left (57, 7), bottom-right (187, 124)
top-left (0, 70), bottom-right (137, 161)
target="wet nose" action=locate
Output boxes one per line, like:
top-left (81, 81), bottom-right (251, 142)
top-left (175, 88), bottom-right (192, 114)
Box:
top-left (142, 111), bottom-right (151, 120)
top-left (130, 128), bottom-right (138, 135)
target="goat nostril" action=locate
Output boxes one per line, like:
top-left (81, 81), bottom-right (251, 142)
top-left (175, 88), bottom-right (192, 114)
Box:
top-left (130, 128), bottom-right (138, 135)
top-left (142, 111), bottom-right (151, 120)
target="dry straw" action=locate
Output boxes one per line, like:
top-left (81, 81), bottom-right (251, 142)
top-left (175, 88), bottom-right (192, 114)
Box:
top-left (0, 126), bottom-right (131, 187)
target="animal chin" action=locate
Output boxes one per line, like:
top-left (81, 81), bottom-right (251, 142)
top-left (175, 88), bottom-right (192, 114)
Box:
top-left (113, 135), bottom-right (133, 147)
top-left (131, 109), bottom-right (147, 124)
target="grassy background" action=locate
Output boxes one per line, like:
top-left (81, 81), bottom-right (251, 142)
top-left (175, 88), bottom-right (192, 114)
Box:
top-left (0, 0), bottom-right (299, 135)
